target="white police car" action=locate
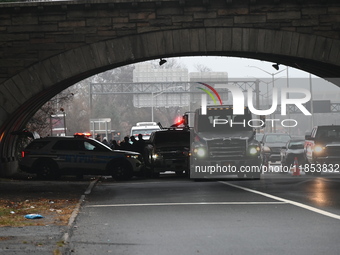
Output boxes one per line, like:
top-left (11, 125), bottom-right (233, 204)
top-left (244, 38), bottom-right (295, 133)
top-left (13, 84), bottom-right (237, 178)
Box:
top-left (19, 133), bottom-right (143, 180)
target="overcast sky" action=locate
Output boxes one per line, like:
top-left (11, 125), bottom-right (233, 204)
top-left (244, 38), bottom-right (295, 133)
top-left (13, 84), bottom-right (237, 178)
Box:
top-left (140, 56), bottom-right (339, 93)
top-left (173, 56), bottom-right (309, 78)
top-left (165, 56), bottom-right (339, 94)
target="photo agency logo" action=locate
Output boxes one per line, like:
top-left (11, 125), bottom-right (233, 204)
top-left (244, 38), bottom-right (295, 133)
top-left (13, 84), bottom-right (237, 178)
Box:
top-left (197, 82), bottom-right (312, 128)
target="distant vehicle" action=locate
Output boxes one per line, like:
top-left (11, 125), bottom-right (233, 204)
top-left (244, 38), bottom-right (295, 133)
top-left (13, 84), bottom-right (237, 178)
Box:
top-left (261, 133), bottom-right (291, 164)
top-left (190, 105), bottom-right (262, 179)
top-left (145, 128), bottom-right (191, 177)
top-left (304, 125), bottom-right (340, 175)
top-left (19, 133), bottom-right (143, 180)
top-left (255, 133), bottom-right (264, 142)
top-left (130, 122), bottom-right (161, 140)
top-left (280, 139), bottom-right (305, 167)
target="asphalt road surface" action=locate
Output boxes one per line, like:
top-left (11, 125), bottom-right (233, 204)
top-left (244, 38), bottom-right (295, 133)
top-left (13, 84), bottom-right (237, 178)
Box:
top-left (67, 171), bottom-right (340, 255)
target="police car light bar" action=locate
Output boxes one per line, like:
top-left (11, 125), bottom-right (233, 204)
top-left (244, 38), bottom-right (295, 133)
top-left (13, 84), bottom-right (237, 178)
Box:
top-left (74, 132), bottom-right (91, 138)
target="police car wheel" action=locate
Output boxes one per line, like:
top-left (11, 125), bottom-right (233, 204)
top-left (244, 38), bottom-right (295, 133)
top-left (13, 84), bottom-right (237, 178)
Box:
top-left (110, 160), bottom-right (133, 181)
top-left (36, 159), bottom-right (59, 180)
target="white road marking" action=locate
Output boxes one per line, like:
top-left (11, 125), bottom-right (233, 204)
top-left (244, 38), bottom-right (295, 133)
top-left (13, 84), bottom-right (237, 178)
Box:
top-left (100, 181), bottom-right (189, 185)
top-left (220, 181), bottom-right (340, 220)
top-left (86, 201), bottom-right (287, 207)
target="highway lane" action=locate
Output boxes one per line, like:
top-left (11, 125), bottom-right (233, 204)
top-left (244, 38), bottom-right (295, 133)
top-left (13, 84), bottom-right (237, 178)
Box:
top-left (230, 171), bottom-right (340, 216)
top-left (67, 172), bottom-right (340, 255)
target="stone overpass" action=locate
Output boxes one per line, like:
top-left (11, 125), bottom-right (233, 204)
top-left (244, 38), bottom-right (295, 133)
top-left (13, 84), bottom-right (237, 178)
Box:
top-left (0, 0), bottom-right (340, 175)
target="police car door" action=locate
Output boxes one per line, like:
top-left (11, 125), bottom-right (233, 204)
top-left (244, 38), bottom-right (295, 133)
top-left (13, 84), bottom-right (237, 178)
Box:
top-left (51, 140), bottom-right (90, 171)
top-left (80, 140), bottom-right (113, 173)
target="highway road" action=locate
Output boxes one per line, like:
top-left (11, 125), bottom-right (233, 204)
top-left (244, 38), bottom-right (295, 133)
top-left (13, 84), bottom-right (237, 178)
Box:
top-left (67, 171), bottom-right (340, 255)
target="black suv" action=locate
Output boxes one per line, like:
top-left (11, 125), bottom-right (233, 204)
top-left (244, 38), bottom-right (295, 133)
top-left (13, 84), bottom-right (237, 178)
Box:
top-left (305, 125), bottom-right (340, 170)
top-left (144, 128), bottom-right (190, 177)
top-left (19, 134), bottom-right (143, 180)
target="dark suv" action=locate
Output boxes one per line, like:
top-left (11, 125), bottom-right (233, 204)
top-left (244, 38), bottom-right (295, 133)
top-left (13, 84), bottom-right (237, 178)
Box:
top-left (19, 134), bottom-right (143, 180)
top-left (145, 128), bottom-right (190, 177)
top-left (261, 133), bottom-right (291, 164)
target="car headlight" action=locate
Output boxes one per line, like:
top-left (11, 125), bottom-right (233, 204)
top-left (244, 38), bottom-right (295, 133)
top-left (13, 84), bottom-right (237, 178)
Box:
top-left (126, 154), bottom-right (139, 159)
top-left (249, 147), bottom-right (260, 155)
top-left (152, 153), bottom-right (161, 160)
top-left (314, 145), bottom-right (324, 153)
top-left (263, 145), bottom-right (271, 153)
top-left (194, 147), bottom-right (206, 157)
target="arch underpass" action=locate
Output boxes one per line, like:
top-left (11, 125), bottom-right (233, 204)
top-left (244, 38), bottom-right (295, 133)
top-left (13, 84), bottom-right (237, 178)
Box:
top-left (1, 0), bottom-right (340, 175)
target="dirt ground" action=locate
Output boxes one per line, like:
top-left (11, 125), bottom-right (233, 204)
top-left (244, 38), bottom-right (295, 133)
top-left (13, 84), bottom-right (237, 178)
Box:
top-left (0, 173), bottom-right (92, 227)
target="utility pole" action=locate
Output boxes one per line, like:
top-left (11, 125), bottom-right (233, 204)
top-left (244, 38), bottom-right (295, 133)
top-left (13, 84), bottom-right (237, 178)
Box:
top-left (310, 74), bottom-right (314, 128)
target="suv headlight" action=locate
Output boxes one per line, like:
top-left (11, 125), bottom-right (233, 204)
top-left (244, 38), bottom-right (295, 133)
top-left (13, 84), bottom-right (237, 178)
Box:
top-left (194, 147), bottom-right (206, 157)
top-left (314, 145), bottom-right (324, 153)
top-left (249, 146), bottom-right (260, 155)
top-left (152, 153), bottom-right (159, 159)
top-left (152, 150), bottom-right (162, 160)
top-left (263, 145), bottom-right (271, 153)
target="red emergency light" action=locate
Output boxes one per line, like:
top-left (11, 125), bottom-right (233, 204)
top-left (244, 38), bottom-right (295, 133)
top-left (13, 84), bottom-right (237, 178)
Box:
top-left (74, 132), bottom-right (91, 138)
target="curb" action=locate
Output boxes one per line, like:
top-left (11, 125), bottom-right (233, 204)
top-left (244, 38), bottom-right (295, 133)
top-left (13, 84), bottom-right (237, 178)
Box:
top-left (61, 177), bottom-right (100, 244)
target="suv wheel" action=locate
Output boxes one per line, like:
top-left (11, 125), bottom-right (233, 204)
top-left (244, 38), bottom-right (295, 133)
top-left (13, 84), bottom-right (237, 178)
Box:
top-left (36, 159), bottom-right (59, 180)
top-left (110, 160), bottom-right (133, 181)
top-left (143, 148), bottom-right (152, 167)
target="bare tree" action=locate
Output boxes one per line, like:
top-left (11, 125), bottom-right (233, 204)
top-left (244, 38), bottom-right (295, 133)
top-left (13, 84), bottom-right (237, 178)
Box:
top-left (24, 60), bottom-right (191, 142)
top-left (63, 65), bottom-right (153, 138)
top-left (26, 89), bottom-right (74, 137)
top-left (13, 90), bottom-right (74, 160)
top-left (193, 63), bottom-right (212, 72)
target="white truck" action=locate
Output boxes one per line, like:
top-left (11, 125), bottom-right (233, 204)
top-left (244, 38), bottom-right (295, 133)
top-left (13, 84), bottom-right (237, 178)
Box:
top-left (130, 122), bottom-right (161, 140)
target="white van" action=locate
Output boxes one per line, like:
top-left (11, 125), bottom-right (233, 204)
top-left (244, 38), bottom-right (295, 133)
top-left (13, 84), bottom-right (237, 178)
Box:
top-left (130, 122), bottom-right (161, 140)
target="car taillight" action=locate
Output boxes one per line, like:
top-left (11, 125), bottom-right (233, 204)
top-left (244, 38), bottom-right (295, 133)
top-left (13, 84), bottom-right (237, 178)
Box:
top-left (21, 151), bottom-right (29, 158)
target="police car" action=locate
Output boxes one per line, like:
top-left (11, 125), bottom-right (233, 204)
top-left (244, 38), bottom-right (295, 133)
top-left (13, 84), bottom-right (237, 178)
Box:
top-left (19, 133), bottom-right (143, 180)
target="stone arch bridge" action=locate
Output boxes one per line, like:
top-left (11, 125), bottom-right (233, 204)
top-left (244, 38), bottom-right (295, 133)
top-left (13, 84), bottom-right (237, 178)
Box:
top-left (0, 0), bottom-right (340, 175)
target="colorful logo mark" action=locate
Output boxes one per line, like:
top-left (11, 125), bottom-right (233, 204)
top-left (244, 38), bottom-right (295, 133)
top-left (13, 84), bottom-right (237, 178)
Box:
top-left (196, 82), bottom-right (223, 105)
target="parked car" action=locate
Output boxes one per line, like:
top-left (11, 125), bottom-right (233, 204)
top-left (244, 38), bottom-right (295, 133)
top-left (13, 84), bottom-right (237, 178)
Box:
top-left (261, 133), bottom-right (291, 164)
top-left (280, 139), bottom-right (305, 167)
top-left (19, 133), bottom-right (143, 180)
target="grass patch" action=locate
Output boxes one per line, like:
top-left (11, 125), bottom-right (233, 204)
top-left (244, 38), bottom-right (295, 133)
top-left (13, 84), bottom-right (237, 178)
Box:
top-left (0, 198), bottom-right (78, 227)
top-left (53, 249), bottom-right (62, 255)
top-left (56, 240), bottom-right (65, 247)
